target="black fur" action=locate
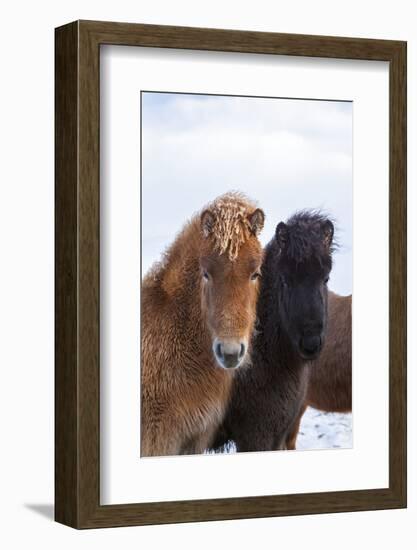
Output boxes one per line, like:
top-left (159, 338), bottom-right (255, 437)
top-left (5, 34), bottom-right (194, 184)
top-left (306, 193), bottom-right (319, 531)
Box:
top-left (212, 211), bottom-right (335, 452)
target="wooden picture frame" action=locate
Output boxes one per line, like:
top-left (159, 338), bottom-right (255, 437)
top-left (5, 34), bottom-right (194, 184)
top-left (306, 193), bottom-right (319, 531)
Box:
top-left (55, 20), bottom-right (407, 529)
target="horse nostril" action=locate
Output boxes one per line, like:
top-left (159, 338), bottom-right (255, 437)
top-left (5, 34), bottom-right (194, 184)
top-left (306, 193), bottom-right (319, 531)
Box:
top-left (239, 343), bottom-right (245, 359)
top-left (215, 342), bottom-right (224, 360)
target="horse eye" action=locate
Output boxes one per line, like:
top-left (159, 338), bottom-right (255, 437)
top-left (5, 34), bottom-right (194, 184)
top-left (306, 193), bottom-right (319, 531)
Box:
top-left (202, 271), bottom-right (209, 281)
top-left (251, 271), bottom-right (261, 281)
top-left (324, 276), bottom-right (329, 284)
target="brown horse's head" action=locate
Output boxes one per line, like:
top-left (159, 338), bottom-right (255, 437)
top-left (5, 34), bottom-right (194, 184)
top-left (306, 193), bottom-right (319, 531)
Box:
top-left (199, 193), bottom-right (265, 370)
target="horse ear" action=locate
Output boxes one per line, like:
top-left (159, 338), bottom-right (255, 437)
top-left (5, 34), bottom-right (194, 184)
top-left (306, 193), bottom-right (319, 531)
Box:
top-left (322, 219), bottom-right (334, 248)
top-left (275, 222), bottom-right (288, 250)
top-left (201, 210), bottom-right (215, 238)
top-left (249, 208), bottom-right (265, 236)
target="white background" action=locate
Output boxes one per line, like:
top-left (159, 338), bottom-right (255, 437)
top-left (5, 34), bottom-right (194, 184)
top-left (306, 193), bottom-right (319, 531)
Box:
top-left (100, 47), bottom-right (388, 504)
top-left (0, 1), bottom-right (415, 548)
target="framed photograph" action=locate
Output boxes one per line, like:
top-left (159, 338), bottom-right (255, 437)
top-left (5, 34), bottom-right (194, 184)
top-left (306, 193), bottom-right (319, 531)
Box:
top-left (55, 20), bottom-right (406, 528)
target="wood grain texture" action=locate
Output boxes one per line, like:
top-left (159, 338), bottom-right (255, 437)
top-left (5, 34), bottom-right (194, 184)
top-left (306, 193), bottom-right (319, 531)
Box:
top-left (388, 41), bottom-right (407, 505)
top-left (55, 20), bottom-right (407, 529)
top-left (55, 21), bottom-right (79, 527)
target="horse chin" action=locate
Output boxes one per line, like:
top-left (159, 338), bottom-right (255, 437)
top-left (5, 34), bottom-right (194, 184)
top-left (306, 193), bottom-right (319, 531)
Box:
top-left (212, 353), bottom-right (246, 371)
top-left (218, 362), bottom-right (243, 371)
top-left (298, 347), bottom-right (322, 361)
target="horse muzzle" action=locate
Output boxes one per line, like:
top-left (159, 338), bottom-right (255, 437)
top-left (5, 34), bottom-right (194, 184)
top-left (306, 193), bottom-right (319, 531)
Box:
top-left (213, 338), bottom-right (247, 370)
top-left (299, 334), bottom-right (322, 360)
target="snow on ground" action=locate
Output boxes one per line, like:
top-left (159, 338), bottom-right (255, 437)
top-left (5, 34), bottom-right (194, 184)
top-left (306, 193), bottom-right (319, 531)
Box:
top-left (208, 407), bottom-right (352, 454)
top-left (296, 407), bottom-right (352, 451)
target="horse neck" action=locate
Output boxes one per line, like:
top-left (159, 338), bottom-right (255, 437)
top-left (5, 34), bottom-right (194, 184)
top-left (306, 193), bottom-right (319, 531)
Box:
top-left (256, 242), bottom-right (305, 374)
top-left (159, 220), bottom-right (208, 341)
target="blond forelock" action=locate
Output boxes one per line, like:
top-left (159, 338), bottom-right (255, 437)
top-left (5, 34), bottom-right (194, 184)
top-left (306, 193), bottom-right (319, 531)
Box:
top-left (203, 192), bottom-right (258, 261)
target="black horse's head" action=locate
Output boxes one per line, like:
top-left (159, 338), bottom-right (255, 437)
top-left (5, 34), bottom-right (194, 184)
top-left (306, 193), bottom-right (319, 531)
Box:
top-left (273, 211), bottom-right (335, 360)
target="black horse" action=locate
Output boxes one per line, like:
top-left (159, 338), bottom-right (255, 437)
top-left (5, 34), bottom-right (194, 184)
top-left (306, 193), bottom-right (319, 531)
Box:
top-left (212, 210), bottom-right (335, 452)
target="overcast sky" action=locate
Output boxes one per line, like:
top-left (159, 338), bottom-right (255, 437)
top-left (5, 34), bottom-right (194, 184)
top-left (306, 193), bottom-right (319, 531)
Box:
top-left (141, 92), bottom-right (352, 296)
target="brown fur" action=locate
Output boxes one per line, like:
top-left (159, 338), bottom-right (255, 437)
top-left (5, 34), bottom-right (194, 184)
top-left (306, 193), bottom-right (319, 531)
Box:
top-left (286, 291), bottom-right (352, 450)
top-left (141, 193), bottom-right (264, 456)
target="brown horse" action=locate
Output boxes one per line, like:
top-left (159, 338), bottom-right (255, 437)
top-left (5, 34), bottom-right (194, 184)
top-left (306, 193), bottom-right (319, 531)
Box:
top-left (286, 290), bottom-right (352, 450)
top-left (141, 192), bottom-right (265, 456)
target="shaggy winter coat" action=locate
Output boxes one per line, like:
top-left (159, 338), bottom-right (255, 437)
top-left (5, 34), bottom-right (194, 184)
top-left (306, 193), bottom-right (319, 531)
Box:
top-left (141, 193), bottom-right (264, 456)
top-left (212, 211), bottom-right (335, 452)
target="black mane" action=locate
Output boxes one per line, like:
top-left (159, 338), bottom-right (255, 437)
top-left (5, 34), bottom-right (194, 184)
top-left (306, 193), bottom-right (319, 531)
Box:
top-left (276, 209), bottom-right (336, 268)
